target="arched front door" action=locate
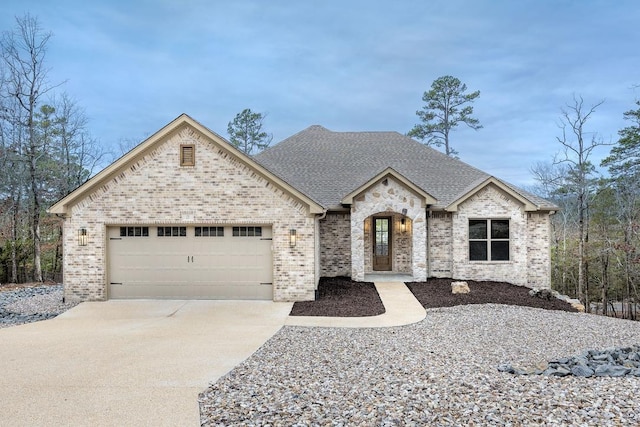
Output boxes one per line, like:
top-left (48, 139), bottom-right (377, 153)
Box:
top-left (372, 216), bottom-right (392, 271)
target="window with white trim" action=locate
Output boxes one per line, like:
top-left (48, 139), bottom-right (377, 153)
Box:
top-left (469, 219), bottom-right (509, 261)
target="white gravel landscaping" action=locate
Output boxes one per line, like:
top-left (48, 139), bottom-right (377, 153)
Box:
top-left (0, 285), bottom-right (77, 328)
top-left (200, 305), bottom-right (640, 426)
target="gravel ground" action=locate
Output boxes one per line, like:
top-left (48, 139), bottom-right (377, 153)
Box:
top-left (0, 284), bottom-right (78, 328)
top-left (200, 305), bottom-right (640, 426)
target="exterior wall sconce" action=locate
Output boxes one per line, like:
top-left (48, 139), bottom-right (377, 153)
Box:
top-left (78, 228), bottom-right (88, 246)
top-left (400, 218), bottom-right (406, 233)
top-left (289, 229), bottom-right (297, 247)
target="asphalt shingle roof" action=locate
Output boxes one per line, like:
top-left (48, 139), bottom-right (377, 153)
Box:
top-left (254, 125), bottom-right (555, 210)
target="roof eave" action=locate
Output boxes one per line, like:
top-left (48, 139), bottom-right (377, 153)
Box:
top-left (48, 114), bottom-right (324, 216)
top-left (340, 167), bottom-right (437, 207)
top-left (444, 176), bottom-right (540, 212)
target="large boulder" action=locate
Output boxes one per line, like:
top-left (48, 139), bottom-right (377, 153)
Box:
top-left (451, 281), bottom-right (470, 294)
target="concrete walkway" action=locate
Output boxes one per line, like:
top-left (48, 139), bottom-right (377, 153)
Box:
top-left (0, 300), bottom-right (292, 427)
top-left (285, 282), bottom-right (426, 328)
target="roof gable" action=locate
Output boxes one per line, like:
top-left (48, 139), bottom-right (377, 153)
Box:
top-left (341, 167), bottom-right (437, 206)
top-left (445, 176), bottom-right (539, 212)
top-left (48, 114), bottom-right (324, 215)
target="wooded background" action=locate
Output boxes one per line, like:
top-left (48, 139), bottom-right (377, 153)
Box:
top-left (1, 16), bottom-right (638, 320)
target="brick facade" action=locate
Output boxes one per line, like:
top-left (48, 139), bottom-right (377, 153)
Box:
top-left (427, 212), bottom-right (453, 277)
top-left (447, 184), bottom-right (551, 288)
top-left (318, 182), bottom-right (552, 289)
top-left (319, 213), bottom-right (351, 277)
top-left (62, 124), bottom-right (316, 302)
top-left (319, 212), bottom-right (413, 278)
top-left (58, 119), bottom-right (552, 301)
top-left (526, 212), bottom-right (552, 288)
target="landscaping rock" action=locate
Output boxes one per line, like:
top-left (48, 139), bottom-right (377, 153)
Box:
top-left (200, 304), bottom-right (640, 426)
top-left (500, 344), bottom-right (640, 378)
top-left (0, 284), bottom-right (77, 328)
top-left (451, 281), bottom-right (470, 294)
top-left (570, 365), bottom-right (594, 377)
top-left (528, 288), bottom-right (555, 300)
top-left (567, 299), bottom-right (586, 312)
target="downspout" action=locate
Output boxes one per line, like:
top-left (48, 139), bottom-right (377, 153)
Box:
top-left (314, 210), bottom-right (328, 299)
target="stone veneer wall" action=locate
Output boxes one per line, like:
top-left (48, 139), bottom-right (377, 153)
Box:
top-left (450, 184), bottom-right (550, 288)
top-left (362, 213), bottom-right (412, 274)
top-left (63, 124), bottom-right (316, 302)
top-left (319, 213), bottom-right (351, 277)
top-left (392, 214), bottom-right (412, 274)
top-left (350, 177), bottom-right (427, 281)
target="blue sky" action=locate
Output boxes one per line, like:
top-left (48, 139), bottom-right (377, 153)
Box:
top-left (2, 0), bottom-right (639, 187)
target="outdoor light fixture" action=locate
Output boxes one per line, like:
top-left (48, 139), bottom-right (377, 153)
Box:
top-left (289, 229), bottom-right (297, 247)
top-left (78, 228), bottom-right (88, 246)
top-left (401, 218), bottom-right (406, 233)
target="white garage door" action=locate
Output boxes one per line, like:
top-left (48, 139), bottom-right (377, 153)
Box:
top-left (107, 225), bottom-right (273, 299)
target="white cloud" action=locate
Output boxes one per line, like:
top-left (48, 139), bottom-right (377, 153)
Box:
top-left (2, 0), bottom-right (639, 185)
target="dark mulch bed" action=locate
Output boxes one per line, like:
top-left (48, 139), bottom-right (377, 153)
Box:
top-left (406, 278), bottom-right (579, 312)
top-left (289, 277), bottom-right (385, 317)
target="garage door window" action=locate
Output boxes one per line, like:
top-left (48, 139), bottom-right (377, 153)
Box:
top-left (195, 226), bottom-right (224, 237)
top-left (157, 226), bottom-right (187, 237)
top-left (120, 226), bottom-right (149, 237)
top-left (232, 226), bottom-right (262, 237)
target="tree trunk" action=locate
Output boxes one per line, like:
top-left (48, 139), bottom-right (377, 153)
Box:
top-left (29, 120), bottom-right (43, 283)
top-left (601, 253), bottom-right (608, 316)
top-left (10, 200), bottom-right (19, 284)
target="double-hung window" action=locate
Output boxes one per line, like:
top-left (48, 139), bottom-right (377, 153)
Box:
top-left (469, 219), bottom-right (509, 261)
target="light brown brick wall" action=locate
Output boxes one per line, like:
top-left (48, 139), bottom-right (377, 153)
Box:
top-left (428, 212), bottom-right (453, 277)
top-left (62, 124), bottom-right (316, 302)
top-left (446, 184), bottom-right (551, 288)
top-left (319, 213), bottom-right (351, 277)
top-left (527, 212), bottom-right (552, 288)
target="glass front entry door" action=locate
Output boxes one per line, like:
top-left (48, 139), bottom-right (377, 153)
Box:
top-left (373, 217), bottom-right (392, 271)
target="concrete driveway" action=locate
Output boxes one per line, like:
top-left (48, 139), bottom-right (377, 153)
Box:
top-left (0, 300), bottom-right (292, 426)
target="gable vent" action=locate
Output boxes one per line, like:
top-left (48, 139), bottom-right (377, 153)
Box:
top-left (180, 144), bottom-right (195, 166)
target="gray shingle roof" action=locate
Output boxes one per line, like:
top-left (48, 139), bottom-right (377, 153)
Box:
top-left (254, 125), bottom-right (555, 210)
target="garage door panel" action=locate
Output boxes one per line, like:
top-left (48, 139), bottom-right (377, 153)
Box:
top-left (108, 226), bottom-right (273, 299)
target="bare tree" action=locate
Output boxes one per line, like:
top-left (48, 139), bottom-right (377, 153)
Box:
top-left (1, 14), bottom-right (60, 282)
top-left (49, 93), bottom-right (103, 196)
top-left (531, 162), bottom-right (577, 295)
top-left (602, 100), bottom-right (640, 319)
top-left (553, 95), bottom-right (609, 311)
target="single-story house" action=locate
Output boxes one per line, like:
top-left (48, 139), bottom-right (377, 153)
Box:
top-left (48, 114), bottom-right (556, 302)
